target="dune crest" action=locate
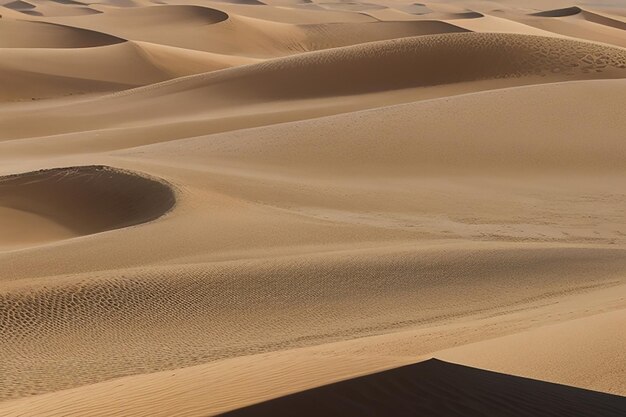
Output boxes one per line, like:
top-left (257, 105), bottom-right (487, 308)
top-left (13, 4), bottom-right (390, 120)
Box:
top-left (220, 359), bottom-right (626, 416)
top-left (0, 166), bottom-right (175, 248)
top-left (0, 20), bottom-right (125, 48)
top-left (531, 6), bottom-right (583, 17)
top-left (110, 32), bottom-right (626, 103)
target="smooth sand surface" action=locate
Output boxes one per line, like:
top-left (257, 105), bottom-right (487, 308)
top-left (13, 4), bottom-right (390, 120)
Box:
top-left (0, 0), bottom-right (625, 415)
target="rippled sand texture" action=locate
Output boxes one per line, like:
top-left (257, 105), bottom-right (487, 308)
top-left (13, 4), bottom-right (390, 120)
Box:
top-left (0, 0), bottom-right (625, 415)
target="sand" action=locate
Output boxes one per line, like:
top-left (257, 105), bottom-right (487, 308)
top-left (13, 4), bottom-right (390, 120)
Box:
top-left (0, 0), bottom-right (625, 415)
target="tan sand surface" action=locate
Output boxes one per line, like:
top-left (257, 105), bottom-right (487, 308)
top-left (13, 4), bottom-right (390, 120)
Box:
top-left (0, 0), bottom-right (625, 415)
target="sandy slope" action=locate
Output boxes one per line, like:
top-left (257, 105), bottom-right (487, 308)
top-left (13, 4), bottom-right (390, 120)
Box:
top-left (1, 282), bottom-right (625, 416)
top-left (438, 308), bottom-right (626, 396)
top-left (0, 0), bottom-right (625, 415)
top-left (1, 32), bottom-right (624, 144)
top-left (0, 166), bottom-right (175, 248)
top-left (218, 359), bottom-right (626, 416)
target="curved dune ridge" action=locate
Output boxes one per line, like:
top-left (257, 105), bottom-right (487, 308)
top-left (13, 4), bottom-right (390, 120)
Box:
top-left (0, 166), bottom-right (175, 247)
top-left (293, 20), bottom-right (468, 50)
top-left (214, 0), bottom-right (265, 4)
top-left (2, 0), bottom-right (101, 16)
top-left (1, 33), bottom-right (625, 147)
top-left (442, 11), bottom-right (484, 19)
top-left (581, 9), bottom-right (626, 31)
top-left (0, 40), bottom-right (248, 101)
top-left (50, 0), bottom-right (88, 5)
top-left (220, 359), bottom-right (626, 417)
top-left (531, 6), bottom-right (583, 17)
top-left (318, 2), bottom-right (387, 12)
top-left (114, 32), bottom-right (626, 102)
top-left (30, 5), bottom-right (230, 52)
top-left (14, 32), bottom-right (618, 141)
top-left (2, 0), bottom-right (35, 10)
top-left (0, 20), bottom-right (125, 48)
top-left (530, 6), bottom-right (626, 30)
top-left (92, 4), bottom-right (230, 24)
top-left (57, 7), bottom-right (467, 56)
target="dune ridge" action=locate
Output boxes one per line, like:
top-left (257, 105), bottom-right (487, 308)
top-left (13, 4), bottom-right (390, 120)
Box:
top-left (0, 20), bottom-right (125, 48)
top-left (109, 32), bottom-right (626, 101)
top-left (0, 165), bottom-right (175, 247)
top-left (1, 32), bottom-right (624, 140)
top-left (531, 6), bottom-right (583, 17)
top-left (220, 359), bottom-right (626, 416)
top-left (0, 40), bottom-right (251, 101)
top-left (531, 6), bottom-right (626, 30)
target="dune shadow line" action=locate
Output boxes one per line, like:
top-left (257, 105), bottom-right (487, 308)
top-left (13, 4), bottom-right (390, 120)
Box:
top-left (220, 359), bottom-right (626, 416)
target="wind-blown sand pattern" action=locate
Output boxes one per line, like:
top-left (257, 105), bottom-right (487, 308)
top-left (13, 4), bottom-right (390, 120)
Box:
top-left (0, 0), bottom-right (625, 415)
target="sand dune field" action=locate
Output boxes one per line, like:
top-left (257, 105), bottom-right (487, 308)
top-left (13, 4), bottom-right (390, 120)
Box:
top-left (0, 0), bottom-right (625, 415)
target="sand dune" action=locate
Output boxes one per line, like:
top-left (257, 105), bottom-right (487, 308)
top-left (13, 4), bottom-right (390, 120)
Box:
top-left (92, 4), bottom-right (230, 25)
top-left (44, 7), bottom-right (468, 56)
top-left (2, 0), bottom-right (101, 16)
top-left (0, 20), bottom-right (124, 48)
top-left (1, 32), bottom-right (623, 138)
top-left (2, 0), bottom-right (36, 10)
top-left (531, 6), bottom-right (583, 17)
top-left (0, 39), bottom-right (251, 101)
top-left (583, 10), bottom-right (626, 31)
top-left (508, 5), bottom-right (626, 47)
top-left (1, 243), bottom-right (624, 399)
top-left (1, 0), bottom-right (625, 415)
top-left (0, 166), bottom-right (174, 247)
top-left (220, 359), bottom-right (626, 416)
top-left (531, 5), bottom-right (626, 30)
top-left (108, 32), bottom-right (626, 101)
top-left (438, 308), bottom-right (626, 396)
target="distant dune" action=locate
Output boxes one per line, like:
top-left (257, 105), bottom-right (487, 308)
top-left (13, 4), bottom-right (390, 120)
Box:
top-left (0, 20), bottom-right (124, 48)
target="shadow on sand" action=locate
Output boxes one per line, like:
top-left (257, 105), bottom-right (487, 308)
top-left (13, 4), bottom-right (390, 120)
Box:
top-left (220, 358), bottom-right (626, 416)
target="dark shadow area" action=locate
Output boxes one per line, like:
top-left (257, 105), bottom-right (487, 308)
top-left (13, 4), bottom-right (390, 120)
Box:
top-left (0, 165), bottom-right (175, 237)
top-left (220, 359), bottom-right (626, 416)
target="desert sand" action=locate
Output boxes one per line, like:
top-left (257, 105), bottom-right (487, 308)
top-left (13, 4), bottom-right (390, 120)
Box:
top-left (0, 0), bottom-right (625, 415)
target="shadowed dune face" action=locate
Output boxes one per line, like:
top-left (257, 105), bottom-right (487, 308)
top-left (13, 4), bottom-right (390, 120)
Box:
top-left (531, 6), bottom-right (583, 17)
top-left (2, 0), bottom-right (35, 10)
top-left (220, 359), bottom-right (626, 416)
top-left (141, 32), bottom-right (626, 103)
top-left (529, 6), bottom-right (626, 31)
top-left (1, 244), bottom-right (624, 399)
top-left (214, 0), bottom-right (265, 4)
top-left (2, 0), bottom-right (101, 16)
top-left (89, 4), bottom-right (230, 25)
top-left (318, 2), bottom-right (387, 12)
top-left (246, 32), bottom-right (626, 98)
top-left (0, 166), bottom-right (175, 248)
top-left (0, 20), bottom-right (125, 48)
